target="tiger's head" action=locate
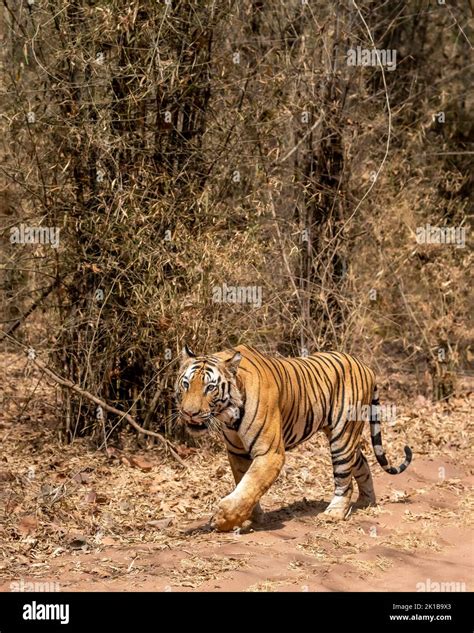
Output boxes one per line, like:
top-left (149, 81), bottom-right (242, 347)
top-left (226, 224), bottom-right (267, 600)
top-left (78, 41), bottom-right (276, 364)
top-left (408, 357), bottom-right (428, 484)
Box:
top-left (175, 345), bottom-right (243, 436)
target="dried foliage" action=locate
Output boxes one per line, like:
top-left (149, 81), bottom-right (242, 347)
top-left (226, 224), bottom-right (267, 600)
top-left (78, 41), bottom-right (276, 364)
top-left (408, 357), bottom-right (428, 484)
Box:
top-left (1, 1), bottom-right (471, 442)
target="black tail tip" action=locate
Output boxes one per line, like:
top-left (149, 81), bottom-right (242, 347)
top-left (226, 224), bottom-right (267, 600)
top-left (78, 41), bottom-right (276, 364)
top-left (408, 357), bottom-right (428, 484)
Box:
top-left (395, 446), bottom-right (413, 474)
top-left (404, 446), bottom-right (413, 464)
top-left (388, 446), bottom-right (413, 475)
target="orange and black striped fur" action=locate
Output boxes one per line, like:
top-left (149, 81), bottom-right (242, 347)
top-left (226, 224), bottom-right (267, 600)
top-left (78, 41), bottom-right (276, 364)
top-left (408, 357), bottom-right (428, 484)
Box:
top-left (176, 344), bottom-right (412, 531)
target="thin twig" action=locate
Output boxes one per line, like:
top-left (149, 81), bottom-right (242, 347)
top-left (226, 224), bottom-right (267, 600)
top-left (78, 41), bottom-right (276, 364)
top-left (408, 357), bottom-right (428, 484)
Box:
top-left (0, 277), bottom-right (61, 341)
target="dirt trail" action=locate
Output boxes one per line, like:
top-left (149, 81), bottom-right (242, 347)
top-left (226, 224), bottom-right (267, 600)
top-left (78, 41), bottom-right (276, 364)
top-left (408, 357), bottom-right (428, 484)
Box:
top-left (1, 456), bottom-right (472, 592)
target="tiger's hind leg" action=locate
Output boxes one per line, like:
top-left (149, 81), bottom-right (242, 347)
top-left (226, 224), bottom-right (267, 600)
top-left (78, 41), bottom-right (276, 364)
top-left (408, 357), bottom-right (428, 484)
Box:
top-left (353, 448), bottom-right (376, 508)
top-left (323, 423), bottom-right (363, 520)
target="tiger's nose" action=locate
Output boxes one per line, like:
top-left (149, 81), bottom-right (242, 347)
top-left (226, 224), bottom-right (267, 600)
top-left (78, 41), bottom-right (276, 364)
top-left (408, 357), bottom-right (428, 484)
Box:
top-left (182, 407), bottom-right (201, 420)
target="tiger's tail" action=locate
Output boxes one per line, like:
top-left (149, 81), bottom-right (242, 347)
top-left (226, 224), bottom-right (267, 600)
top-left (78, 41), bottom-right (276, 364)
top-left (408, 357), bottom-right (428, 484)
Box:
top-left (370, 386), bottom-right (412, 475)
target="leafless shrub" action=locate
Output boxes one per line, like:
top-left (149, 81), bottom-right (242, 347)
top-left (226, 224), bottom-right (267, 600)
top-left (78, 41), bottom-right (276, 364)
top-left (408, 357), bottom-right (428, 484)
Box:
top-left (1, 1), bottom-right (471, 444)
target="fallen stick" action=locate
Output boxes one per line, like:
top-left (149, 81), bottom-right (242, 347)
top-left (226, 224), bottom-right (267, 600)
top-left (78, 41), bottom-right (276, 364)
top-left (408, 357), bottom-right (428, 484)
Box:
top-left (5, 335), bottom-right (187, 468)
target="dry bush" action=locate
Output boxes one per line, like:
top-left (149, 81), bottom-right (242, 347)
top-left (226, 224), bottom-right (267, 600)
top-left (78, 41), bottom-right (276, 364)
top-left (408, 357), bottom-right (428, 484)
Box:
top-left (1, 0), bottom-right (471, 444)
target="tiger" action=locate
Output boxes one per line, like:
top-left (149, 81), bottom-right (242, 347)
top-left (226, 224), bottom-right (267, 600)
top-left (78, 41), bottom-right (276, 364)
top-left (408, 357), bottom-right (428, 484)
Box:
top-left (175, 344), bottom-right (412, 531)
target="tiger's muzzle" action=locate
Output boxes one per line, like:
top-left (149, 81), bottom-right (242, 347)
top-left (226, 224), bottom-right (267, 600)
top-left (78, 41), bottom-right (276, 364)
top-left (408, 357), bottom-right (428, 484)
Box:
top-left (180, 410), bottom-right (210, 435)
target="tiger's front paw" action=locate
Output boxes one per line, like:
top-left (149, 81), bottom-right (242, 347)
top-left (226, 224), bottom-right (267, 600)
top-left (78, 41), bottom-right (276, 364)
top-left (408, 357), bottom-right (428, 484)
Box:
top-left (211, 494), bottom-right (252, 532)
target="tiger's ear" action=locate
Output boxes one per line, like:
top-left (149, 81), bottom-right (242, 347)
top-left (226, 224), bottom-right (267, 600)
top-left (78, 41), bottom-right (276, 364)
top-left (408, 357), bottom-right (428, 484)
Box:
top-left (225, 351), bottom-right (242, 375)
top-left (182, 344), bottom-right (196, 361)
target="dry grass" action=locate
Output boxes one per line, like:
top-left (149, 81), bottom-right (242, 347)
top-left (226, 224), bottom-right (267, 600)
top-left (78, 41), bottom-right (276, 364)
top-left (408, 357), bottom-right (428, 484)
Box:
top-left (245, 580), bottom-right (285, 592)
top-left (171, 555), bottom-right (249, 588)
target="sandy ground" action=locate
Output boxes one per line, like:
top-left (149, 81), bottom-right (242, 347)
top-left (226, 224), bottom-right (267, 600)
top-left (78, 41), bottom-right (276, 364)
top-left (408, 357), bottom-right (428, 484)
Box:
top-left (0, 352), bottom-right (472, 592)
